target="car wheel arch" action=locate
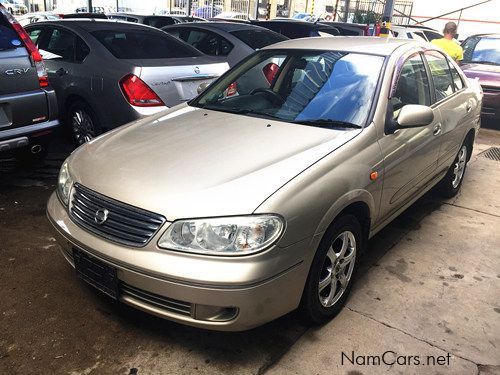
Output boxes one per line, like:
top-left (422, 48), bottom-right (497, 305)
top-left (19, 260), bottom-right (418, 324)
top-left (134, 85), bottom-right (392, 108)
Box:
top-left (315, 191), bottom-right (374, 243)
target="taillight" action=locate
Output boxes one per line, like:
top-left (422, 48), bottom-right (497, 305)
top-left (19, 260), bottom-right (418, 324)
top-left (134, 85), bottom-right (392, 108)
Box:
top-left (225, 82), bottom-right (238, 97)
top-left (0, 5), bottom-right (49, 87)
top-left (262, 63), bottom-right (279, 84)
top-left (119, 74), bottom-right (165, 107)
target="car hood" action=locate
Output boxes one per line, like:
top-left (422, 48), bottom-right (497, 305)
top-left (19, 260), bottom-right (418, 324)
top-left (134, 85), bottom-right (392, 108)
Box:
top-left (68, 104), bottom-right (361, 221)
top-left (462, 63), bottom-right (500, 87)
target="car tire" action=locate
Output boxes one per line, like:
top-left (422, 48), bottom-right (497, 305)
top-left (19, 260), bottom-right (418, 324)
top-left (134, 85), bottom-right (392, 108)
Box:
top-left (67, 100), bottom-right (102, 146)
top-left (437, 141), bottom-right (469, 198)
top-left (301, 214), bottom-right (364, 325)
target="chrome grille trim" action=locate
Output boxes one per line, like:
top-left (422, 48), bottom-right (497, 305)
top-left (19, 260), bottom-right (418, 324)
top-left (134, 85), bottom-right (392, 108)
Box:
top-left (120, 283), bottom-right (192, 317)
top-left (69, 183), bottom-right (166, 247)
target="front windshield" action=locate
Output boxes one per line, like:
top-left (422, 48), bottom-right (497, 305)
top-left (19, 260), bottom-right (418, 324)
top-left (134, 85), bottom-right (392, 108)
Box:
top-left (191, 49), bottom-right (385, 128)
top-left (463, 36), bottom-right (500, 65)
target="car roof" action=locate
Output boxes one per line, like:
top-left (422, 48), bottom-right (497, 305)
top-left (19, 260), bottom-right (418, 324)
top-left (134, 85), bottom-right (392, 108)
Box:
top-left (167, 21), bottom-right (265, 32)
top-left (263, 36), bottom-right (420, 55)
top-left (468, 33), bottom-right (500, 39)
top-left (30, 19), bottom-right (160, 31)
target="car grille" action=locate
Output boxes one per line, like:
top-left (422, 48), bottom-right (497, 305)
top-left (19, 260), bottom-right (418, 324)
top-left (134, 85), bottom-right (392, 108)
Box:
top-left (120, 282), bottom-right (192, 317)
top-left (69, 183), bottom-right (166, 247)
top-left (482, 86), bottom-right (500, 94)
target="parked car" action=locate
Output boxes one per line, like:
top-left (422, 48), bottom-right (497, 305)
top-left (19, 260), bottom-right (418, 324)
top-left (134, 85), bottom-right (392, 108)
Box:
top-left (461, 33), bottom-right (500, 126)
top-left (0, 5), bottom-right (58, 164)
top-left (25, 20), bottom-right (228, 144)
top-left (193, 5), bottom-right (222, 18)
top-left (392, 25), bottom-right (442, 42)
top-left (213, 11), bottom-right (251, 21)
top-left (75, 6), bottom-right (105, 14)
top-left (319, 21), bottom-right (367, 36)
top-left (162, 22), bottom-right (287, 67)
top-left (59, 13), bottom-right (108, 20)
top-left (0, 0), bottom-right (27, 15)
top-left (252, 19), bottom-right (339, 38)
top-left (170, 15), bottom-right (206, 23)
top-left (107, 13), bottom-right (180, 28)
top-left (17, 12), bottom-right (60, 26)
top-left (47, 37), bottom-right (481, 331)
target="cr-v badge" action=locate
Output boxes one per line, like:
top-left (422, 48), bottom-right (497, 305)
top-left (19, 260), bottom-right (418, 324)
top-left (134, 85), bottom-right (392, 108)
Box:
top-left (5, 68), bottom-right (30, 75)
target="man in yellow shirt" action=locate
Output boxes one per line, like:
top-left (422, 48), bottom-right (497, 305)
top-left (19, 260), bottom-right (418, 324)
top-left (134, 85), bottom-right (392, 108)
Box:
top-left (431, 22), bottom-right (464, 62)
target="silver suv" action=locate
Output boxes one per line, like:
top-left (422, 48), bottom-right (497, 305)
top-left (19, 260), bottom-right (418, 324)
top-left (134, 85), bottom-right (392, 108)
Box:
top-left (47, 37), bottom-right (482, 331)
top-left (0, 5), bottom-right (58, 164)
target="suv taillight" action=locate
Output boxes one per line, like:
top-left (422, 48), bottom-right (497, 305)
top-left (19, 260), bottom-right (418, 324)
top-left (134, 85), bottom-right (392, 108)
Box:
top-left (119, 74), bottom-right (165, 107)
top-left (0, 5), bottom-right (49, 88)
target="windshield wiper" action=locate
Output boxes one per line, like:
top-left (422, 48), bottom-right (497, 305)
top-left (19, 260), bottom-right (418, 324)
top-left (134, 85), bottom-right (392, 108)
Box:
top-left (292, 119), bottom-right (363, 129)
top-left (199, 105), bottom-right (280, 120)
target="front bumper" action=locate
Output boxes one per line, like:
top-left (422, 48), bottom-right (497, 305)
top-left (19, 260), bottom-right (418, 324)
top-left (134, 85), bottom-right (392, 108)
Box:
top-left (481, 89), bottom-right (500, 120)
top-left (46, 192), bottom-right (315, 331)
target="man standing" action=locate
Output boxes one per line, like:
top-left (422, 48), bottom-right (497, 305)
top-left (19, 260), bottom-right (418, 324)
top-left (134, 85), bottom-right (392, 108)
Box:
top-left (431, 22), bottom-right (464, 62)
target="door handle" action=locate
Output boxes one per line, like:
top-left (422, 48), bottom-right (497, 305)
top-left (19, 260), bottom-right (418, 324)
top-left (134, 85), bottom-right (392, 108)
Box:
top-left (433, 123), bottom-right (442, 136)
top-left (56, 68), bottom-right (67, 76)
top-left (466, 103), bottom-right (472, 113)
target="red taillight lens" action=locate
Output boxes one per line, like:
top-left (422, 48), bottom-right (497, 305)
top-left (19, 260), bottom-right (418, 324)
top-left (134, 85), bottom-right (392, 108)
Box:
top-left (262, 63), bottom-right (279, 84)
top-left (225, 82), bottom-right (238, 97)
top-left (119, 74), bottom-right (165, 107)
top-left (1, 5), bottom-right (49, 87)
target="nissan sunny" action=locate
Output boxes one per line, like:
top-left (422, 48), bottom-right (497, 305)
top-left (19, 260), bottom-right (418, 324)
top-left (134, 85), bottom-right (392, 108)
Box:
top-left (47, 37), bottom-right (482, 331)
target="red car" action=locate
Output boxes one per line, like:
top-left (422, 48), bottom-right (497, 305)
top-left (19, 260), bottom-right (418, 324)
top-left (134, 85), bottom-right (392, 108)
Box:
top-left (461, 34), bottom-right (500, 128)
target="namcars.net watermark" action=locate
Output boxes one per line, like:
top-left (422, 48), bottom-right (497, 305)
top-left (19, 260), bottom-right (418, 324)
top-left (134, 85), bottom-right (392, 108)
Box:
top-left (341, 351), bottom-right (452, 367)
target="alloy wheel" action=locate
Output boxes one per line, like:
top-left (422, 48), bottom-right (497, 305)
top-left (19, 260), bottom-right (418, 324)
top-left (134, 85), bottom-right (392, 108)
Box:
top-left (452, 145), bottom-right (467, 188)
top-left (71, 109), bottom-right (95, 145)
top-left (318, 231), bottom-right (357, 308)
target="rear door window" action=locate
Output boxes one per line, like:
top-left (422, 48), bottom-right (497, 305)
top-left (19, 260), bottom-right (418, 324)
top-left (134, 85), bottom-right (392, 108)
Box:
top-left (37, 27), bottom-right (90, 63)
top-left (91, 29), bottom-right (202, 59)
top-left (39, 27), bottom-right (77, 61)
top-left (27, 27), bottom-right (43, 44)
top-left (143, 17), bottom-right (176, 28)
top-left (172, 28), bottom-right (233, 56)
top-left (423, 30), bottom-right (442, 42)
top-left (424, 51), bottom-right (455, 102)
top-left (230, 29), bottom-right (287, 50)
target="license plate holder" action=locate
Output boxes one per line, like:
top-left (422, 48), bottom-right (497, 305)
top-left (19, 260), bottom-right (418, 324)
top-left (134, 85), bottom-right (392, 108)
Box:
top-left (73, 248), bottom-right (118, 300)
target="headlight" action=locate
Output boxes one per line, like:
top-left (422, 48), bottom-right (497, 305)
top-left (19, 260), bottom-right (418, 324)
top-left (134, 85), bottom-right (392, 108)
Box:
top-left (158, 215), bottom-right (284, 256)
top-left (57, 160), bottom-right (73, 205)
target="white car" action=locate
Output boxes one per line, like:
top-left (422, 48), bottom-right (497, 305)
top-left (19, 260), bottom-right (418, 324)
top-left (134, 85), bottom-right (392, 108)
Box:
top-left (1, 0), bottom-right (27, 14)
top-left (214, 11), bottom-right (251, 20)
top-left (392, 25), bottom-right (443, 42)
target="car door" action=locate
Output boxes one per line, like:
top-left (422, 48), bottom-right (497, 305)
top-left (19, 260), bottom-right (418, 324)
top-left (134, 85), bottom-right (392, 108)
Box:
top-left (423, 50), bottom-right (478, 169)
top-left (35, 26), bottom-right (90, 109)
top-left (377, 52), bottom-right (442, 221)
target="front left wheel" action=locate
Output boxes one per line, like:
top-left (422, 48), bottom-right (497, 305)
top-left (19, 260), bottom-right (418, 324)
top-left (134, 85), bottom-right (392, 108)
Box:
top-left (301, 214), bottom-right (363, 325)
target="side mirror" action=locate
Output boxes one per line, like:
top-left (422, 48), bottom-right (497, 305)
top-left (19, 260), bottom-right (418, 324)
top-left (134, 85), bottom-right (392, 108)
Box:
top-left (397, 104), bottom-right (434, 128)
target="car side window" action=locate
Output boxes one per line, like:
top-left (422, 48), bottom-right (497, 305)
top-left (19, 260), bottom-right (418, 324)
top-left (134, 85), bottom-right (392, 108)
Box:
top-left (423, 30), bottom-right (442, 42)
top-left (27, 27), bottom-right (43, 44)
top-left (39, 28), bottom-right (76, 62)
top-left (183, 29), bottom-right (233, 56)
top-left (390, 53), bottom-right (431, 118)
top-left (449, 64), bottom-right (464, 91)
top-left (74, 36), bottom-right (90, 63)
top-left (424, 51), bottom-right (455, 102)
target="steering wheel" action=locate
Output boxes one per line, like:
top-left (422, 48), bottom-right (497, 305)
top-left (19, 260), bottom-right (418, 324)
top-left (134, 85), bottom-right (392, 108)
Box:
top-left (250, 88), bottom-right (285, 105)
